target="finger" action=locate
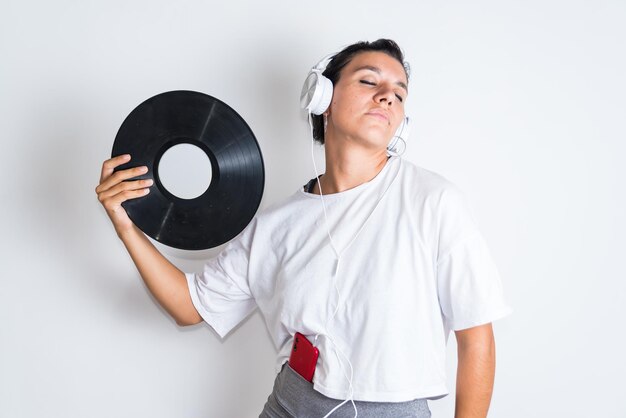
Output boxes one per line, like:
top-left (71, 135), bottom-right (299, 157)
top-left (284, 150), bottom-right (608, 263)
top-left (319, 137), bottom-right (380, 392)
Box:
top-left (96, 165), bottom-right (149, 194)
top-left (101, 165), bottom-right (149, 191)
top-left (104, 188), bottom-right (151, 211)
top-left (100, 154), bottom-right (131, 183)
top-left (98, 178), bottom-right (154, 202)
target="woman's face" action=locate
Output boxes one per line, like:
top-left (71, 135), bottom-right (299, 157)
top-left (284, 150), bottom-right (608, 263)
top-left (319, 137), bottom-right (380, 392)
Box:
top-left (325, 51), bottom-right (408, 152)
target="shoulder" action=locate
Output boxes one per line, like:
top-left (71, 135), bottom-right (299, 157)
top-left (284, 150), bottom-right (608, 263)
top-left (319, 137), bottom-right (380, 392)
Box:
top-left (247, 189), bottom-right (309, 233)
top-left (398, 158), bottom-right (464, 202)
top-left (395, 160), bottom-right (477, 237)
top-left (258, 189), bottom-right (306, 216)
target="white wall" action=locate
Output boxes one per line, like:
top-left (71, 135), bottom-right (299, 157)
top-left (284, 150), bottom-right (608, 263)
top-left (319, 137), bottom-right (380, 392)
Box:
top-left (1, 1), bottom-right (624, 417)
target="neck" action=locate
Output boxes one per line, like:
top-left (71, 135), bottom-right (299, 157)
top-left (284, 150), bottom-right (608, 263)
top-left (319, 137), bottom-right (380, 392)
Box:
top-left (313, 134), bottom-right (391, 195)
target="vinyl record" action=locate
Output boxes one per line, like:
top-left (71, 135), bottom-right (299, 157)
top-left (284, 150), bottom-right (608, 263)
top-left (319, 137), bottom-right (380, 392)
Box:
top-left (111, 90), bottom-right (265, 250)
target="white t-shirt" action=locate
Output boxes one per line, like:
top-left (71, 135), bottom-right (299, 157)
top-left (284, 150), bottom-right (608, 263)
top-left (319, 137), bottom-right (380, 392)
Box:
top-left (185, 155), bottom-right (513, 402)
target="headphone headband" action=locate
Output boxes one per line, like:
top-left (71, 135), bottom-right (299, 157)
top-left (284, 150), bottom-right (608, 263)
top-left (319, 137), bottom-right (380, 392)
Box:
top-left (313, 52), bottom-right (336, 72)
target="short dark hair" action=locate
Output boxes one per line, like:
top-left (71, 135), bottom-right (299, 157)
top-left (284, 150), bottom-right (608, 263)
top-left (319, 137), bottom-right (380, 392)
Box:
top-left (310, 39), bottom-right (410, 145)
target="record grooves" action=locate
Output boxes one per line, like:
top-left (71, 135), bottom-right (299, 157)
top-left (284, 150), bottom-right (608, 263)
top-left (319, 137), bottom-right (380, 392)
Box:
top-left (111, 90), bottom-right (265, 250)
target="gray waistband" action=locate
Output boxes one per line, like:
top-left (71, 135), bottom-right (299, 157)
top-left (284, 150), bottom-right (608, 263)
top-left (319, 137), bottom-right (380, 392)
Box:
top-left (259, 362), bottom-right (431, 418)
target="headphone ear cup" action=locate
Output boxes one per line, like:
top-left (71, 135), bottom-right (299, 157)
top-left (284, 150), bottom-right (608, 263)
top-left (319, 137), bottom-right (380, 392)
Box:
top-left (300, 70), bottom-right (333, 115)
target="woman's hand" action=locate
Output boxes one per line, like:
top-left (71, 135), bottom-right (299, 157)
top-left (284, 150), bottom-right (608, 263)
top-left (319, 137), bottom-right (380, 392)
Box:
top-left (95, 154), bottom-right (153, 237)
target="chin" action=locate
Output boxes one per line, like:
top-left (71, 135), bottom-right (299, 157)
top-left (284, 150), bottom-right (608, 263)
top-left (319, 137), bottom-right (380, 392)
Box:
top-left (356, 130), bottom-right (391, 148)
top-left (335, 125), bottom-right (390, 150)
top-left (358, 137), bottom-right (391, 152)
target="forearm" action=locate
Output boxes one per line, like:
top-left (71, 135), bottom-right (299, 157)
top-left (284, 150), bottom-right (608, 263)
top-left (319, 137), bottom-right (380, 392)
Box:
top-left (119, 224), bottom-right (201, 326)
top-left (454, 340), bottom-right (496, 418)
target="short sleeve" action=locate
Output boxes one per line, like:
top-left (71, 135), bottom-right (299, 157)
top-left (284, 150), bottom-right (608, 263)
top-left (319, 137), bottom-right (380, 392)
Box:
top-left (185, 220), bottom-right (258, 338)
top-left (436, 185), bottom-right (513, 331)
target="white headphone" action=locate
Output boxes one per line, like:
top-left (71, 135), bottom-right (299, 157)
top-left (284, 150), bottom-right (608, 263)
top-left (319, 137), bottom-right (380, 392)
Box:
top-left (300, 52), bottom-right (410, 156)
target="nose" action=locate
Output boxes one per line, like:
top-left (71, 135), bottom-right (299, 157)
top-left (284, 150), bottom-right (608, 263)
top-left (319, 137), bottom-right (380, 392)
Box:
top-left (374, 84), bottom-right (396, 106)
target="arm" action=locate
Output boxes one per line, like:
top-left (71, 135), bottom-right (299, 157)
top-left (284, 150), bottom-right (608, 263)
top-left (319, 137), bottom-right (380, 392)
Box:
top-left (454, 323), bottom-right (496, 418)
top-left (118, 224), bottom-right (203, 326)
top-left (96, 155), bottom-right (202, 327)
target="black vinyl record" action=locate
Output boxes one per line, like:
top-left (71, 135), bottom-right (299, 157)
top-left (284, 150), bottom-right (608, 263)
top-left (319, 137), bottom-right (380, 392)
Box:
top-left (111, 90), bottom-right (264, 250)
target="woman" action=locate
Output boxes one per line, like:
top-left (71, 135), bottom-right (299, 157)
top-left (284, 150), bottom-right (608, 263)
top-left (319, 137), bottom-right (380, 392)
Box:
top-left (96, 39), bottom-right (512, 418)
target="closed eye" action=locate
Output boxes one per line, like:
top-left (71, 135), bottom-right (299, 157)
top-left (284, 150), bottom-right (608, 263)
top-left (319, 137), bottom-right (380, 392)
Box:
top-left (361, 80), bottom-right (405, 102)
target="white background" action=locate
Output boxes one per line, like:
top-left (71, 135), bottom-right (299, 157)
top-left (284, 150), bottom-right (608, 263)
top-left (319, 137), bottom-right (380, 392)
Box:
top-left (1, 1), bottom-right (624, 417)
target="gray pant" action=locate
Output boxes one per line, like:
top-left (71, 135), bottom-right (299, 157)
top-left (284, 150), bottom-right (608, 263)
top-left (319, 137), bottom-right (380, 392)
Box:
top-left (259, 362), bottom-right (432, 418)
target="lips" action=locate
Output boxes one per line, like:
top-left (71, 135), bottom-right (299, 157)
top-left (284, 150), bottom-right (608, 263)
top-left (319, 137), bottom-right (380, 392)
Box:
top-left (365, 109), bottom-right (389, 122)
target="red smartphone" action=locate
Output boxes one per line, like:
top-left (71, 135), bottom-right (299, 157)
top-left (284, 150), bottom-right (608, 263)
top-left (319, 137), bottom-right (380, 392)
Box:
top-left (288, 332), bottom-right (319, 382)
